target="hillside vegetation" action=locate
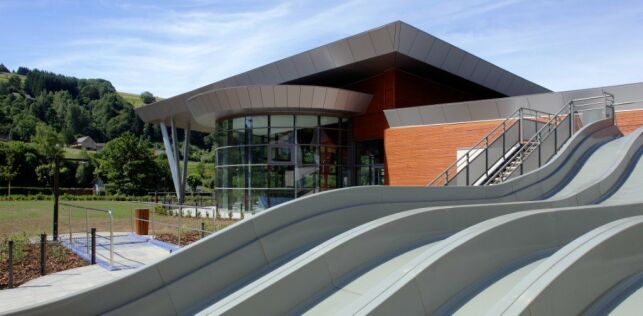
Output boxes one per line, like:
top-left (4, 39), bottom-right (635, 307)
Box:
top-left (0, 64), bottom-right (215, 195)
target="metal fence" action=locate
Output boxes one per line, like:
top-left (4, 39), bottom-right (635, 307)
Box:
top-left (130, 202), bottom-right (217, 247)
top-left (60, 202), bottom-right (114, 267)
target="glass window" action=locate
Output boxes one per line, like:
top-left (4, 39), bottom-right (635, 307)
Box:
top-left (296, 115), bottom-right (318, 127)
top-left (320, 146), bottom-right (338, 165)
top-left (271, 146), bottom-right (292, 163)
top-left (320, 129), bottom-right (339, 146)
top-left (229, 130), bottom-right (246, 146)
top-left (251, 189), bottom-right (270, 212)
top-left (296, 166), bottom-right (318, 189)
top-left (298, 145), bottom-right (318, 165)
top-left (214, 114), bottom-right (353, 214)
top-left (232, 117), bottom-right (246, 130)
top-left (250, 166), bottom-right (268, 188)
top-left (251, 128), bottom-right (269, 144)
top-left (268, 190), bottom-right (295, 207)
top-left (270, 127), bottom-right (294, 144)
top-left (319, 165), bottom-right (337, 189)
top-left (268, 165), bottom-right (294, 188)
top-left (296, 127), bottom-right (317, 145)
top-left (250, 146), bottom-right (268, 164)
top-left (271, 115), bottom-right (294, 127)
top-left (320, 116), bottom-right (339, 128)
top-left (250, 116), bottom-right (268, 128)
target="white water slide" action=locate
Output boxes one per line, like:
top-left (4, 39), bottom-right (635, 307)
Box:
top-left (9, 119), bottom-right (643, 315)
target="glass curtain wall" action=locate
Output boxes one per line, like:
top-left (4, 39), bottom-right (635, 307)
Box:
top-left (215, 114), bottom-right (351, 214)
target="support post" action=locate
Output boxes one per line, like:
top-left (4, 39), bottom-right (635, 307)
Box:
top-left (8, 240), bottom-right (14, 288)
top-left (160, 121), bottom-right (181, 200)
top-left (40, 233), bottom-right (46, 276)
top-left (180, 124), bottom-right (191, 204)
top-left (53, 156), bottom-right (60, 241)
top-left (91, 228), bottom-right (96, 265)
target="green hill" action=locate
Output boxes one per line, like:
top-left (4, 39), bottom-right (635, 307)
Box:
top-left (0, 71), bottom-right (156, 108)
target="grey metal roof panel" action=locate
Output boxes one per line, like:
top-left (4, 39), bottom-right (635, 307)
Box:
top-left (386, 82), bottom-right (643, 127)
top-left (136, 21), bottom-right (550, 128)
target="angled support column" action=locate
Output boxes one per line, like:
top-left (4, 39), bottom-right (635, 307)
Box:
top-left (180, 124), bottom-right (191, 204)
top-left (160, 121), bottom-right (181, 200)
top-left (160, 119), bottom-right (191, 203)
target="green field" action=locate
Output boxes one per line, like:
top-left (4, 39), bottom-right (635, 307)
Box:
top-left (0, 200), bottom-right (227, 237)
top-left (0, 72), bottom-right (26, 82)
top-left (118, 91), bottom-right (145, 107)
top-left (64, 147), bottom-right (93, 159)
top-left (0, 200), bottom-right (150, 237)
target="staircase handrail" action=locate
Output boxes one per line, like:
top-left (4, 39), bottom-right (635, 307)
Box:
top-left (427, 107), bottom-right (554, 186)
top-left (486, 92), bottom-right (614, 184)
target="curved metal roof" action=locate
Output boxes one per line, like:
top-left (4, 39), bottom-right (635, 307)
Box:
top-left (135, 21), bottom-right (550, 132)
top-left (186, 85), bottom-right (372, 128)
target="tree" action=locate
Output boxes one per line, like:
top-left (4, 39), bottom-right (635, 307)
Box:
top-left (32, 124), bottom-right (64, 160)
top-left (140, 91), bottom-right (155, 104)
top-left (0, 142), bottom-right (21, 195)
top-left (16, 67), bottom-right (30, 76)
top-left (95, 133), bottom-right (162, 195)
top-left (0, 63), bottom-right (9, 73)
top-left (6, 75), bottom-right (22, 93)
top-left (75, 158), bottom-right (95, 187)
top-left (10, 112), bottom-right (39, 141)
top-left (186, 175), bottom-right (202, 194)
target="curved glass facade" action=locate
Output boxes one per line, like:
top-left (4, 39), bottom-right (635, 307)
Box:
top-left (215, 114), bottom-right (352, 214)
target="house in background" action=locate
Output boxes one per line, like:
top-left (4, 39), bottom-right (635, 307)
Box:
top-left (71, 136), bottom-right (104, 151)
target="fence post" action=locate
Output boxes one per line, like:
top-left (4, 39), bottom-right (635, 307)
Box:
top-left (91, 228), bottom-right (96, 265)
top-left (40, 233), bottom-right (46, 276)
top-left (201, 222), bottom-right (205, 239)
top-left (8, 240), bottom-right (14, 288)
top-left (178, 205), bottom-right (182, 247)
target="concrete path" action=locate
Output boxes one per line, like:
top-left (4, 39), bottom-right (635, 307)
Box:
top-left (0, 233), bottom-right (172, 313)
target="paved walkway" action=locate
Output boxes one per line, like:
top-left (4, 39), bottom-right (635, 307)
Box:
top-left (0, 233), bottom-right (173, 313)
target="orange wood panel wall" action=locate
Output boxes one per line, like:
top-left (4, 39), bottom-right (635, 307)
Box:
top-left (384, 120), bottom-right (502, 186)
top-left (384, 109), bottom-right (643, 186)
top-left (616, 110), bottom-right (643, 135)
top-left (347, 69), bottom-right (396, 141)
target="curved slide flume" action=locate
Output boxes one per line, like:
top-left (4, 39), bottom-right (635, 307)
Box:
top-left (490, 215), bottom-right (643, 316)
top-left (341, 133), bottom-right (643, 315)
top-left (7, 119), bottom-right (617, 315)
top-left (201, 127), bottom-right (642, 315)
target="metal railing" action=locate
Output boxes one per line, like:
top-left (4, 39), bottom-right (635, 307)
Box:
top-left (131, 202), bottom-right (216, 247)
top-left (61, 202), bottom-right (114, 267)
top-left (486, 92), bottom-right (615, 185)
top-left (428, 107), bottom-right (555, 186)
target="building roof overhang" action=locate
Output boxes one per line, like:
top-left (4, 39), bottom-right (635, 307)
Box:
top-left (135, 21), bottom-right (550, 132)
top-left (186, 85), bottom-right (372, 128)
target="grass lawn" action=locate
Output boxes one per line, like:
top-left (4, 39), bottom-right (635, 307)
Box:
top-left (0, 200), bottom-right (149, 237)
top-left (0, 72), bottom-right (26, 82)
top-left (0, 200), bottom-right (229, 238)
top-left (63, 147), bottom-right (93, 159)
top-left (118, 91), bottom-right (145, 107)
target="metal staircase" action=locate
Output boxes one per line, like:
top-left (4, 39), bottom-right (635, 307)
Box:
top-left (428, 92), bottom-right (615, 186)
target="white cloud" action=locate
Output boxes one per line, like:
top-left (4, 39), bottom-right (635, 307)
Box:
top-left (24, 0), bottom-right (643, 96)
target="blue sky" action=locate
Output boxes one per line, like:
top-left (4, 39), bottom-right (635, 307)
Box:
top-left (1, 0), bottom-right (642, 97)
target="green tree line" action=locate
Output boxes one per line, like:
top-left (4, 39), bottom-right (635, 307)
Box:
top-left (0, 65), bottom-right (217, 195)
